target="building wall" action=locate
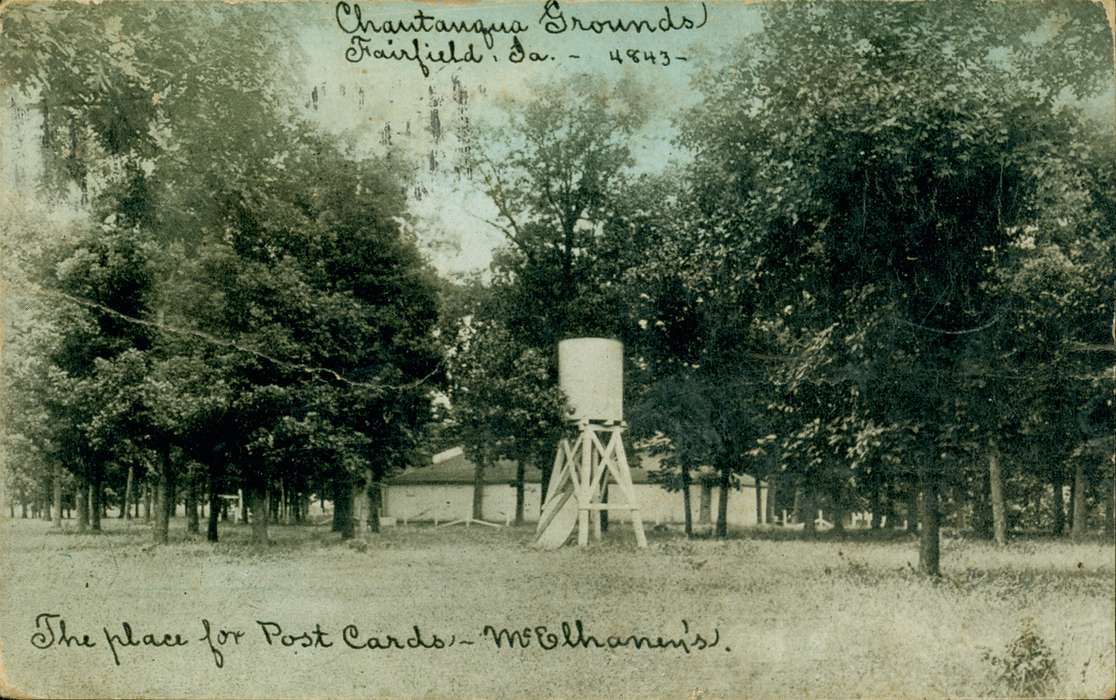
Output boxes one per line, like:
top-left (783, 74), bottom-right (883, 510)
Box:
top-left (382, 482), bottom-right (767, 527)
top-left (611, 485), bottom-right (766, 527)
top-left (383, 483), bottom-right (545, 524)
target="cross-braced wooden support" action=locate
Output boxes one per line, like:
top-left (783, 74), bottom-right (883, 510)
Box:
top-left (535, 419), bottom-right (648, 549)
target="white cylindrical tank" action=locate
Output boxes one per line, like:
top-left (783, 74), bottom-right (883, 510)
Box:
top-left (558, 338), bottom-right (623, 422)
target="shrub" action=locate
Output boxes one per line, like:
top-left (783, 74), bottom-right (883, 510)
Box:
top-left (983, 619), bottom-right (1060, 697)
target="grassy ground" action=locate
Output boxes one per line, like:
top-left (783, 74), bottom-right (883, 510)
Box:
top-left (1, 516), bottom-right (1113, 699)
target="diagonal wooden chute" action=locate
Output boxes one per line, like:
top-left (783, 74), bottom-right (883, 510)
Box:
top-left (535, 436), bottom-right (578, 549)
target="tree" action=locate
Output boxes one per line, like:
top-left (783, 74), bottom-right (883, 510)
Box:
top-left (455, 78), bottom-right (659, 527)
top-left (681, 0), bottom-right (1113, 572)
top-left (1, 1), bottom-right (300, 542)
top-left (618, 174), bottom-right (774, 540)
top-left (187, 133), bottom-right (443, 543)
top-left (4, 3), bottom-right (444, 547)
top-left (445, 315), bottom-right (563, 523)
top-left (465, 76), bottom-right (650, 349)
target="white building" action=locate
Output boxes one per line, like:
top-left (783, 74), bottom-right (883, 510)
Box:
top-left (382, 448), bottom-right (767, 528)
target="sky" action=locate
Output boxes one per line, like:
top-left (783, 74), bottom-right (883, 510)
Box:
top-left (0, 1), bottom-right (765, 275)
top-left (283, 1), bottom-right (764, 275)
top-left (2, 1), bottom-right (1111, 276)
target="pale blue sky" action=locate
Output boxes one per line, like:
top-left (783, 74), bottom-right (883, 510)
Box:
top-left (287, 1), bottom-right (763, 274)
top-left (3, 1), bottom-right (1111, 277)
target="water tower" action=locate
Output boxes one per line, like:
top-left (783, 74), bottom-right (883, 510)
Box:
top-left (535, 338), bottom-right (648, 549)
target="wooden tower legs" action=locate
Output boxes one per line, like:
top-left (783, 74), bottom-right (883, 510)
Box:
top-left (535, 421), bottom-right (647, 549)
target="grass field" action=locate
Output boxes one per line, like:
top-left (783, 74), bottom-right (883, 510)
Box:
top-left (1, 517), bottom-right (1113, 699)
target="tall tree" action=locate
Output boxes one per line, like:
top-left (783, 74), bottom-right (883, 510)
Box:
top-left (444, 315), bottom-right (563, 523)
top-left (681, 0), bottom-right (1113, 572)
top-left (466, 76), bottom-right (650, 348)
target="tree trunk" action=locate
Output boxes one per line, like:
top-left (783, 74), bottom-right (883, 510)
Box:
top-left (905, 485), bottom-right (919, 534)
top-left (154, 460), bottom-right (171, 545)
top-left (831, 480), bottom-right (845, 535)
top-left (765, 473), bottom-right (777, 524)
top-left (472, 460), bottom-right (485, 521)
top-left (167, 469), bottom-right (177, 520)
top-left (952, 482), bottom-right (967, 529)
top-left (989, 443), bottom-right (1007, 546)
top-left (514, 460), bottom-right (525, 526)
top-left (972, 467), bottom-right (991, 537)
top-left (1104, 475), bottom-right (1114, 537)
top-left (880, 481), bottom-right (895, 528)
top-left (275, 484), bottom-right (282, 523)
top-left (754, 477), bottom-right (764, 526)
top-left (366, 476), bottom-right (381, 534)
top-left (186, 473), bottom-right (199, 535)
top-left (870, 474), bottom-right (882, 529)
top-left (122, 464), bottom-right (133, 521)
top-left (1021, 482), bottom-right (1032, 530)
top-left (52, 462), bottom-right (62, 528)
top-left (831, 502), bottom-right (845, 535)
top-left (715, 463), bottom-right (731, 538)
top-left (206, 464), bottom-right (219, 542)
top-left (331, 477), bottom-right (344, 532)
top-left (802, 481), bottom-right (816, 537)
top-left (336, 475), bottom-right (354, 540)
top-left (77, 479), bottom-right (89, 532)
top-left (918, 466), bottom-right (941, 577)
top-left (681, 464), bottom-right (693, 538)
top-left (284, 488), bottom-right (292, 524)
top-left (268, 481), bottom-right (278, 523)
top-left (1071, 460), bottom-right (1088, 541)
top-left (1052, 471), bottom-right (1065, 536)
top-left (143, 481), bottom-right (152, 523)
top-left (90, 466), bottom-right (102, 531)
top-left (792, 486), bottom-right (802, 524)
top-left (249, 479), bottom-right (268, 545)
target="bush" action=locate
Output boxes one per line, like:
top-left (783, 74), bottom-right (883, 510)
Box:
top-left (983, 619), bottom-right (1060, 697)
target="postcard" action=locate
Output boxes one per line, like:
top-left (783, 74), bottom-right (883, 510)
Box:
top-left (2, 1), bottom-right (1114, 698)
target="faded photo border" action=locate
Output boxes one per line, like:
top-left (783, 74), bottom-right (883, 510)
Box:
top-left (1, 1), bottom-right (1115, 699)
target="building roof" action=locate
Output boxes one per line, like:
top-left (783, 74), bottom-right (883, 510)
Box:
top-left (388, 449), bottom-right (758, 487)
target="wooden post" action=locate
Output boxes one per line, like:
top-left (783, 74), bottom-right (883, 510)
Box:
top-left (535, 423), bottom-right (646, 549)
top-left (590, 437), bottom-right (602, 542)
top-left (578, 424), bottom-right (591, 546)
